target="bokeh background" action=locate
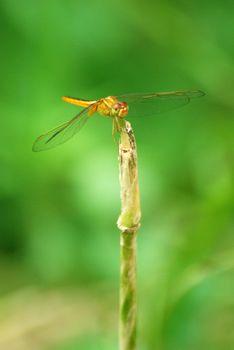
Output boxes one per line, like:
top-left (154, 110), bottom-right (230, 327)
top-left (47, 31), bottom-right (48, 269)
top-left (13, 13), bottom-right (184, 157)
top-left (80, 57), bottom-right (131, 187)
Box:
top-left (0, 0), bottom-right (234, 349)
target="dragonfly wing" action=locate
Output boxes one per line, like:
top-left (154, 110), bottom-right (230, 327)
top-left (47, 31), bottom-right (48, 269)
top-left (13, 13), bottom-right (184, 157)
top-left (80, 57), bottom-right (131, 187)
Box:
top-left (32, 106), bottom-right (92, 152)
top-left (117, 90), bottom-right (205, 117)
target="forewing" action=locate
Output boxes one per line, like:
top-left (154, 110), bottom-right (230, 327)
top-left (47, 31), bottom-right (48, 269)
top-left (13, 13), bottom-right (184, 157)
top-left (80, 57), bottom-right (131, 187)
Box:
top-left (32, 106), bottom-right (92, 152)
top-left (117, 90), bottom-right (205, 117)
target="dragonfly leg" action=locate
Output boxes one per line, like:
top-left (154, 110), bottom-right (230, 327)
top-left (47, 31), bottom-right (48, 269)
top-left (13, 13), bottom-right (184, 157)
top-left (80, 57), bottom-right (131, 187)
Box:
top-left (111, 118), bottom-right (118, 145)
top-left (111, 117), bottom-right (126, 144)
top-left (115, 117), bottom-right (121, 133)
top-left (119, 118), bottom-right (126, 131)
top-left (112, 118), bottom-right (115, 137)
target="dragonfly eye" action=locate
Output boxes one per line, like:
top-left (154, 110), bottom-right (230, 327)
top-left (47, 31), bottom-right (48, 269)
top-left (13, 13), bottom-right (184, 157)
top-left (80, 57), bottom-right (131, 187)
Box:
top-left (112, 101), bottom-right (128, 118)
top-left (113, 103), bottom-right (121, 111)
top-left (113, 102), bottom-right (128, 110)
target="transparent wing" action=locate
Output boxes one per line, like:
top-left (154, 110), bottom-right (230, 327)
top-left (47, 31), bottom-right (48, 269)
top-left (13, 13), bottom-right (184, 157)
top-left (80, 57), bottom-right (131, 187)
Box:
top-left (117, 90), bottom-right (205, 117)
top-left (32, 106), bottom-right (92, 152)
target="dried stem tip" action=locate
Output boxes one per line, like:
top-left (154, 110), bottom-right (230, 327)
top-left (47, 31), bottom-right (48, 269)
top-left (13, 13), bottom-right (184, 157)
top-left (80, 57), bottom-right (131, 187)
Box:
top-left (117, 121), bottom-right (141, 233)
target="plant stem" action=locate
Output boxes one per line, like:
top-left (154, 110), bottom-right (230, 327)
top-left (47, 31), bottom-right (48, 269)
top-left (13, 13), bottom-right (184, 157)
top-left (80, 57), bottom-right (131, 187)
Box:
top-left (117, 121), bottom-right (141, 350)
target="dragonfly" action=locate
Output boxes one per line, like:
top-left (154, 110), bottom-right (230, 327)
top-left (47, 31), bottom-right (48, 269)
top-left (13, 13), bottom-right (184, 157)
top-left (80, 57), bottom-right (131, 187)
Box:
top-left (32, 90), bottom-right (205, 152)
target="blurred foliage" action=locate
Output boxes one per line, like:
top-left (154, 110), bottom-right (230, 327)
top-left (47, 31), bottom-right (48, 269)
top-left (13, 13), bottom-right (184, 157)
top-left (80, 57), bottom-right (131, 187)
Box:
top-left (0, 0), bottom-right (234, 349)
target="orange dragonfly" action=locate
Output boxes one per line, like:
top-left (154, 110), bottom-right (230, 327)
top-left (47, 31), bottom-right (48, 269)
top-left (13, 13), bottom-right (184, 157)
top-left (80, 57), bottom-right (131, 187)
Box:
top-left (32, 90), bottom-right (205, 152)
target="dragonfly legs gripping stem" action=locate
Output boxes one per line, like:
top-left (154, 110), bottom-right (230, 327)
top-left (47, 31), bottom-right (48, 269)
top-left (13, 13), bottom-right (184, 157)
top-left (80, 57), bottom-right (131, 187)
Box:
top-left (112, 118), bottom-right (126, 145)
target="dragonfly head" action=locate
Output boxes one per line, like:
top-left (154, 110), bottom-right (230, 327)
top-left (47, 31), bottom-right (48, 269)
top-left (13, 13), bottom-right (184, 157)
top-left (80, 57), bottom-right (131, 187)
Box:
top-left (112, 101), bottom-right (129, 118)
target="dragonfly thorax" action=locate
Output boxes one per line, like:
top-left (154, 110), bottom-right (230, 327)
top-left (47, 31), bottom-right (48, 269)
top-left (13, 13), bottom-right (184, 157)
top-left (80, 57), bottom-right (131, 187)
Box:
top-left (98, 96), bottom-right (129, 119)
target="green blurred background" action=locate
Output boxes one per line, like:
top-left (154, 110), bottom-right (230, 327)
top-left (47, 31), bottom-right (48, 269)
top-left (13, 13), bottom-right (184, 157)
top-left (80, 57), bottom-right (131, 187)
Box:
top-left (0, 0), bottom-right (234, 349)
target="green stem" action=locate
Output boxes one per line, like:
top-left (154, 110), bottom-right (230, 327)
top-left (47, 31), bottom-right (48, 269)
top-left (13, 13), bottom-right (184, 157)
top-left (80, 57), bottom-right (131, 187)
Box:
top-left (117, 122), bottom-right (141, 350)
top-left (119, 230), bottom-right (137, 350)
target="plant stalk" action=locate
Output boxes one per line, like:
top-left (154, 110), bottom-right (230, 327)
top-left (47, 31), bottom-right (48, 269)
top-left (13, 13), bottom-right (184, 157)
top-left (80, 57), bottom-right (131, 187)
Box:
top-left (117, 121), bottom-right (141, 350)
